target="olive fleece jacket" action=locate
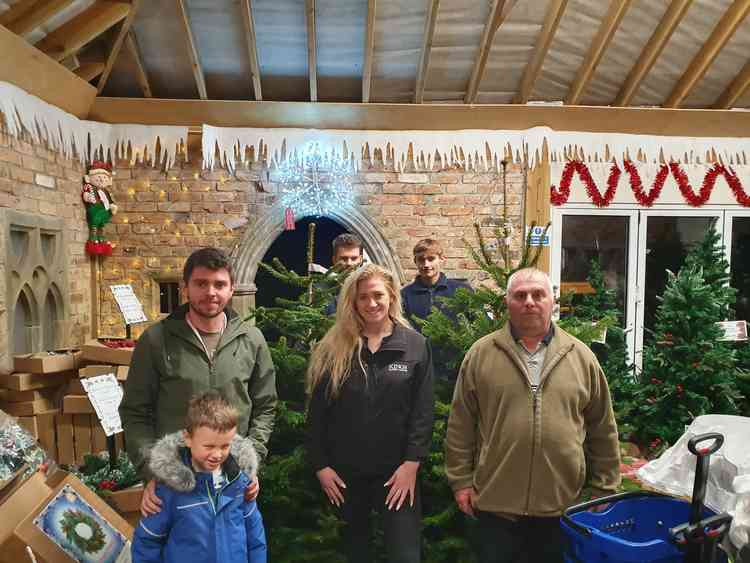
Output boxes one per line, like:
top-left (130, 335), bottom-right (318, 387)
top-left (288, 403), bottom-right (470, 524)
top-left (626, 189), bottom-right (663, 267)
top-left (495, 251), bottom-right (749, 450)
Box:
top-left (121, 304), bottom-right (277, 473)
top-left (444, 323), bottom-right (620, 517)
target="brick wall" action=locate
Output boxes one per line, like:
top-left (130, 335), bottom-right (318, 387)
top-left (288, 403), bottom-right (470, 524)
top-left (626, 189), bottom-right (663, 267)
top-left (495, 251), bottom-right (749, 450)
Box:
top-left (0, 117), bottom-right (91, 365)
top-left (0, 115), bottom-right (527, 342)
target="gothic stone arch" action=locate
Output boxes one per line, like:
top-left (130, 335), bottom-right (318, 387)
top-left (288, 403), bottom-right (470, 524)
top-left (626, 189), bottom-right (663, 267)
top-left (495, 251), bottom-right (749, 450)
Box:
top-left (233, 203), bottom-right (404, 302)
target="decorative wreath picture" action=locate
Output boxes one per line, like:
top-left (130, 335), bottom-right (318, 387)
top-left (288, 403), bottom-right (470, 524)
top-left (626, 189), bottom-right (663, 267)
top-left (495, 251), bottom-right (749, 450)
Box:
top-left (60, 509), bottom-right (107, 554)
top-left (33, 483), bottom-right (127, 563)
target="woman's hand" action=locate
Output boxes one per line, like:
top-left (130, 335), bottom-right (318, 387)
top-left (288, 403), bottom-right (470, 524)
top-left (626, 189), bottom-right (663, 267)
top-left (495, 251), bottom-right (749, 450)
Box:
top-left (316, 466), bottom-right (347, 507)
top-left (384, 461), bottom-right (419, 510)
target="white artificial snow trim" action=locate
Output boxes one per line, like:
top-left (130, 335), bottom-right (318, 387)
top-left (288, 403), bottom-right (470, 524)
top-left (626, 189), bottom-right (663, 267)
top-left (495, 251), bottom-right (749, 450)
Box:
top-left (202, 124), bottom-right (749, 172)
top-left (0, 81), bottom-right (187, 167)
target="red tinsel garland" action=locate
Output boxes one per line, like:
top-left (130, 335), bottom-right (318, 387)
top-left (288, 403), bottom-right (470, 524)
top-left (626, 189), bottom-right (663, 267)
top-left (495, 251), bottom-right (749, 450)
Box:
top-left (623, 160), bottom-right (668, 207)
top-left (551, 160), bottom-right (750, 208)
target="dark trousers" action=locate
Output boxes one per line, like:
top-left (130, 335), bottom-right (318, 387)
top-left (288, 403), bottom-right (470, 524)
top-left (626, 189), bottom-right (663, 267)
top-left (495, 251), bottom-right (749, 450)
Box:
top-left (338, 473), bottom-right (422, 563)
top-left (474, 511), bottom-right (564, 563)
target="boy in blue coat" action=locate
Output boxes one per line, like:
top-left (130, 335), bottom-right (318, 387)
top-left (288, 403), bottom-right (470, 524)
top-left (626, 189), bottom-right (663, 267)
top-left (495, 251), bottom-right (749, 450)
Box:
top-left (132, 391), bottom-right (267, 563)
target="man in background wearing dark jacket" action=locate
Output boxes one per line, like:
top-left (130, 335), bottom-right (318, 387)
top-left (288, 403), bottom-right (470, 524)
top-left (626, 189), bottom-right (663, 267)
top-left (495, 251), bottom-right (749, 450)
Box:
top-left (401, 238), bottom-right (471, 377)
top-left (121, 247), bottom-right (277, 517)
top-left (323, 233), bottom-right (364, 315)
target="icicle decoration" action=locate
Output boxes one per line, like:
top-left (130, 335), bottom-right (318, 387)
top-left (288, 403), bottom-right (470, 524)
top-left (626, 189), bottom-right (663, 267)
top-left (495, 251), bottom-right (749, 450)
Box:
top-left (202, 125), bottom-right (750, 172)
top-left (0, 81), bottom-right (188, 167)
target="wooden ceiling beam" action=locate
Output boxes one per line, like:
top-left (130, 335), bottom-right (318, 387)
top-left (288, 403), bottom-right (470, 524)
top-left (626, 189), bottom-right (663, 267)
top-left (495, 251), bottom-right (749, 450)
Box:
top-left (97, 0), bottom-right (141, 95)
top-left (0, 0), bottom-right (39, 28)
top-left (306, 0), bottom-right (318, 102)
top-left (664, 0), bottom-right (750, 108)
top-left (414, 0), bottom-right (440, 104)
top-left (615, 0), bottom-right (692, 106)
top-left (125, 29), bottom-right (152, 97)
top-left (75, 61), bottom-right (106, 82)
top-left (464, 0), bottom-right (518, 104)
top-left (34, 1), bottom-right (130, 62)
top-left (240, 0), bottom-right (262, 101)
top-left (176, 0), bottom-right (207, 100)
top-left (714, 58), bottom-right (750, 108)
top-left (362, 0), bottom-right (376, 102)
top-left (514, 0), bottom-right (567, 104)
top-left (91, 97), bottom-right (750, 139)
top-left (4, 0), bottom-right (75, 36)
top-left (565, 0), bottom-right (633, 105)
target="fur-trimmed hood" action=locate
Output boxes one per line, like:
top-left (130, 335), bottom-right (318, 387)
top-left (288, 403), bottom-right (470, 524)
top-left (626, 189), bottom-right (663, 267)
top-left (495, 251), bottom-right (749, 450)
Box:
top-left (147, 431), bottom-right (259, 492)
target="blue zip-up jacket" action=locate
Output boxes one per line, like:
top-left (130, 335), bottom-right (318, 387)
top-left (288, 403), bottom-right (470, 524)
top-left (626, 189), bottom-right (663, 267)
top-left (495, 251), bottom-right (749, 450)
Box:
top-left (132, 432), bottom-right (266, 563)
top-left (400, 273), bottom-right (472, 330)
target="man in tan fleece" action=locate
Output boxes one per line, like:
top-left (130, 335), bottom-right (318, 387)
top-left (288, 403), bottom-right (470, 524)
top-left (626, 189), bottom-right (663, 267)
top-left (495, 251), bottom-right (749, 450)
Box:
top-left (445, 268), bottom-right (620, 562)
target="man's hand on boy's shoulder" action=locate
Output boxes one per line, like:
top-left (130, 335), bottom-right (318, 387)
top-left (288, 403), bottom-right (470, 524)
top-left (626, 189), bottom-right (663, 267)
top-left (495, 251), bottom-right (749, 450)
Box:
top-left (244, 475), bottom-right (260, 501)
top-left (141, 479), bottom-right (163, 517)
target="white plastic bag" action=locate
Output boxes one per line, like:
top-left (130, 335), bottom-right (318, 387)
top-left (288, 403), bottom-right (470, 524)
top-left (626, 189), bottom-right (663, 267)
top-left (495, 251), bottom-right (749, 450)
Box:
top-left (636, 414), bottom-right (750, 550)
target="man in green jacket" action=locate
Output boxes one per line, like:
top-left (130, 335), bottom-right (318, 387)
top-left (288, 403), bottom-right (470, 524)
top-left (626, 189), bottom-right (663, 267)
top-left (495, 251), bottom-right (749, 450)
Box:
top-left (121, 247), bottom-right (277, 516)
top-left (445, 268), bottom-right (620, 562)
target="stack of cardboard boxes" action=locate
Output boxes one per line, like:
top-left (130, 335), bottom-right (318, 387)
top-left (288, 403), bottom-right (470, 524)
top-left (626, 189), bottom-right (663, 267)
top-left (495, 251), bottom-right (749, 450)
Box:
top-left (0, 341), bottom-right (133, 466)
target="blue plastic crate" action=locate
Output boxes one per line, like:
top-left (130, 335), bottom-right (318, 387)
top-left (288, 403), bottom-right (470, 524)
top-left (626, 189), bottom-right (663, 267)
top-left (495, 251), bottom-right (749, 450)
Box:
top-left (561, 492), bottom-right (727, 563)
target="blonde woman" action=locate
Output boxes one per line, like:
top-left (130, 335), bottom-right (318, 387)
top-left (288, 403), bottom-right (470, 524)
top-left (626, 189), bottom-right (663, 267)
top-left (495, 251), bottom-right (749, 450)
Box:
top-left (307, 264), bottom-right (434, 563)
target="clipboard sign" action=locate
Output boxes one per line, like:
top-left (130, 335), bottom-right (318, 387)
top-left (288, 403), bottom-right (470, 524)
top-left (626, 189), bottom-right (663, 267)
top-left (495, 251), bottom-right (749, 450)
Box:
top-left (110, 284), bottom-right (148, 325)
top-left (80, 373), bottom-right (124, 437)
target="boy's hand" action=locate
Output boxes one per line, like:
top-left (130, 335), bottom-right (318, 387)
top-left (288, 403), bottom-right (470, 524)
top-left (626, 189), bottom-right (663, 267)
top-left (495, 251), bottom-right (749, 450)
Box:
top-left (316, 466), bottom-right (346, 507)
top-left (244, 475), bottom-right (259, 501)
top-left (140, 479), bottom-right (163, 517)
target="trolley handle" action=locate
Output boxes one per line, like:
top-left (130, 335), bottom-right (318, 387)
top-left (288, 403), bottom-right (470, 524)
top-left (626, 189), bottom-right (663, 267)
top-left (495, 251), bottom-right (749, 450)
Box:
top-left (669, 512), bottom-right (733, 545)
top-left (687, 432), bottom-right (724, 457)
top-left (561, 491), bottom-right (667, 538)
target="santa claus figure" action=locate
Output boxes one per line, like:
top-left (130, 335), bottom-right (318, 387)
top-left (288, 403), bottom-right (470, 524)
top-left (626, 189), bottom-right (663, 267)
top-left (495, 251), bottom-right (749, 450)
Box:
top-left (82, 160), bottom-right (118, 256)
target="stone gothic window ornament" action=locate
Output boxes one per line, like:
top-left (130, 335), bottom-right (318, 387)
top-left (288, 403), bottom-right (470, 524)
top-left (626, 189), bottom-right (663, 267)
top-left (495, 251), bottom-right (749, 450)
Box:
top-left (276, 142), bottom-right (356, 227)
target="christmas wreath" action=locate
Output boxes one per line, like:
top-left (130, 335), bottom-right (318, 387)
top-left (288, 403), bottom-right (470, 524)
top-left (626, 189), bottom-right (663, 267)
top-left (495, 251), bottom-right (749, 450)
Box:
top-left (60, 509), bottom-right (106, 553)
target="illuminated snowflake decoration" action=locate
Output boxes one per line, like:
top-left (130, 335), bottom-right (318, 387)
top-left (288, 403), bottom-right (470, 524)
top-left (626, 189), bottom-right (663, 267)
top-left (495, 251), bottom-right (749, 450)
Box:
top-left (277, 143), bottom-right (355, 217)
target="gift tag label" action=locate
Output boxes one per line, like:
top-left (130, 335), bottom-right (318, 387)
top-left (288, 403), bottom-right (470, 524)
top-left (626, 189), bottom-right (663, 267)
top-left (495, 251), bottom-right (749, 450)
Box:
top-left (81, 374), bottom-right (123, 437)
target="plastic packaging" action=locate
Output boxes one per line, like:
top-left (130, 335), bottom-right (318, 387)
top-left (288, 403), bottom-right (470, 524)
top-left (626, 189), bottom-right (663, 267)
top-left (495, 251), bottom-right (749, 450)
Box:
top-left (636, 414), bottom-right (750, 551)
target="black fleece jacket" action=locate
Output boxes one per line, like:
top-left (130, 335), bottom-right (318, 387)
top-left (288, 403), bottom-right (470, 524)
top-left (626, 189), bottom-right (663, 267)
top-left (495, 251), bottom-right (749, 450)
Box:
top-left (306, 323), bottom-right (434, 476)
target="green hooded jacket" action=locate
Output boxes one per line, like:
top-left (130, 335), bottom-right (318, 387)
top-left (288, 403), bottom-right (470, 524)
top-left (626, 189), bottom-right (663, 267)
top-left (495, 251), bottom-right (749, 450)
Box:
top-left (120, 304), bottom-right (277, 474)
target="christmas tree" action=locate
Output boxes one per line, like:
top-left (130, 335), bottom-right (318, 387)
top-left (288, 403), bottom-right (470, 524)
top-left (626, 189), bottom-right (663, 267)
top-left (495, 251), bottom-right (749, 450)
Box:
top-left (683, 222), bottom-right (735, 318)
top-left (633, 266), bottom-right (742, 448)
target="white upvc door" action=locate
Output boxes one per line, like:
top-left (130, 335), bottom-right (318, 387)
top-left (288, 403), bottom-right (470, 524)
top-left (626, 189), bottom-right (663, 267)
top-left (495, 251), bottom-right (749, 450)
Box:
top-left (550, 207), bottom-right (639, 359)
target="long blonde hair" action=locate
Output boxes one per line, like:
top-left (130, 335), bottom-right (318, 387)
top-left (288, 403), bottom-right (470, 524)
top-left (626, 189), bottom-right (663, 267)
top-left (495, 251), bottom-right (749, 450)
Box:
top-left (307, 264), bottom-right (411, 400)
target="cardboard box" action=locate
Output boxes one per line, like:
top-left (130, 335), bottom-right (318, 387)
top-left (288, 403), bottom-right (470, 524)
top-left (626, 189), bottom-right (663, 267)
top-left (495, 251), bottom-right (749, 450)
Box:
top-left (109, 484), bottom-right (144, 515)
top-left (80, 340), bottom-right (133, 366)
top-left (0, 395), bottom-right (56, 416)
top-left (13, 350), bottom-right (81, 374)
top-left (15, 416), bottom-right (38, 439)
top-left (0, 371), bottom-right (71, 391)
top-left (62, 395), bottom-right (94, 414)
top-left (37, 413), bottom-right (57, 463)
top-left (69, 365), bottom-right (127, 394)
top-left (0, 470), bottom-right (54, 562)
top-left (3, 389), bottom-right (51, 403)
top-left (55, 414), bottom-right (75, 466)
top-left (73, 415), bottom-right (93, 466)
top-left (92, 424), bottom-right (107, 454)
top-left (12, 473), bottom-right (133, 563)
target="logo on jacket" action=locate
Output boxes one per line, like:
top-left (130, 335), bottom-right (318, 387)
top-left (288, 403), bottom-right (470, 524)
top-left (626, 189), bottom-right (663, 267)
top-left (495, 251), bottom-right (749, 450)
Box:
top-left (388, 362), bottom-right (408, 373)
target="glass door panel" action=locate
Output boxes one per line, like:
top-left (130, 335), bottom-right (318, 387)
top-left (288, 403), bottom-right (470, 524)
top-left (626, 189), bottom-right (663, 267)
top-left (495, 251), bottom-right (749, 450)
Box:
top-left (635, 212), bottom-right (722, 368)
top-left (559, 215), bottom-right (630, 323)
top-left (729, 215), bottom-right (750, 323)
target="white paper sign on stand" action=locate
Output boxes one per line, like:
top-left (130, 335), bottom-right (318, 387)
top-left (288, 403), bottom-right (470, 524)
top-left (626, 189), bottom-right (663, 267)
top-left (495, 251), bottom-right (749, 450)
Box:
top-left (81, 373), bottom-right (124, 436)
top-left (110, 284), bottom-right (148, 325)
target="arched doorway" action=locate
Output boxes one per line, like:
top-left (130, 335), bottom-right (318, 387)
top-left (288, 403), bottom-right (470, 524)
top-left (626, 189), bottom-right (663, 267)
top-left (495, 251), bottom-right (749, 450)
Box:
top-left (232, 202), bottom-right (404, 307)
top-left (254, 216), bottom-right (349, 309)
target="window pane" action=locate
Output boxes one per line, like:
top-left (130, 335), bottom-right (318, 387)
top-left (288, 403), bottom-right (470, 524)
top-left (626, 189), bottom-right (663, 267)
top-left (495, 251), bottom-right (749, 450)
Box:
top-left (160, 282), bottom-right (180, 314)
top-left (560, 215), bottom-right (629, 323)
top-left (643, 216), bottom-right (715, 333)
top-left (731, 217), bottom-right (750, 323)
